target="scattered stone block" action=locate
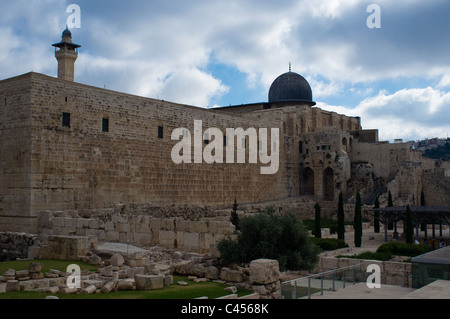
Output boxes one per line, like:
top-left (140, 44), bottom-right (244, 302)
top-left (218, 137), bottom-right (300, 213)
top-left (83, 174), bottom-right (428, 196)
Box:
top-left (164, 275), bottom-right (173, 286)
top-left (6, 280), bottom-right (20, 292)
top-left (99, 265), bottom-right (114, 277)
top-left (20, 281), bottom-right (35, 291)
top-left (249, 259), bottom-right (280, 285)
top-left (59, 286), bottom-right (78, 294)
top-left (206, 266), bottom-right (219, 280)
top-left (83, 280), bottom-right (104, 289)
top-left (193, 278), bottom-right (207, 283)
top-left (15, 270), bottom-right (29, 278)
top-left (89, 255), bottom-right (103, 266)
top-left (224, 286), bottom-right (238, 294)
top-left (3, 269), bottom-right (15, 277)
top-left (49, 277), bottom-right (65, 287)
top-left (81, 284), bottom-right (97, 294)
top-left (115, 279), bottom-right (135, 291)
top-left (45, 296), bottom-right (59, 299)
top-left (220, 268), bottom-right (244, 283)
top-left (126, 267), bottom-right (144, 278)
top-left (177, 281), bottom-right (188, 286)
top-left (110, 254), bottom-right (125, 267)
top-left (135, 274), bottom-right (164, 291)
top-left (30, 272), bottom-right (44, 280)
top-left (100, 280), bottom-right (116, 293)
top-left (28, 262), bottom-right (43, 274)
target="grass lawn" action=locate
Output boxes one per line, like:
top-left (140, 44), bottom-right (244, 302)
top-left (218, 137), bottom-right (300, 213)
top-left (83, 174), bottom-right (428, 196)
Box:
top-left (0, 260), bottom-right (252, 300)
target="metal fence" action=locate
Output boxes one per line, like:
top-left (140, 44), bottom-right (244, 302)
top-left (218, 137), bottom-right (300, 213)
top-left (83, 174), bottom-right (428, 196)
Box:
top-left (280, 263), bottom-right (367, 299)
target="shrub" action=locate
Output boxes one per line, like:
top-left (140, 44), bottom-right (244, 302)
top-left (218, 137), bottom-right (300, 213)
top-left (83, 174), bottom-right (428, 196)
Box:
top-left (344, 251), bottom-right (392, 261)
top-left (217, 210), bottom-right (320, 271)
top-left (376, 242), bottom-right (431, 257)
top-left (309, 237), bottom-right (349, 251)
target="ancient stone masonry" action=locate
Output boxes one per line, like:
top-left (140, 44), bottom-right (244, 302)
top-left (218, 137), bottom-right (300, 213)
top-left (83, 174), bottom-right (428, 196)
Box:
top-left (0, 232), bottom-right (39, 261)
top-left (1, 29), bottom-right (450, 239)
top-left (37, 206), bottom-right (235, 254)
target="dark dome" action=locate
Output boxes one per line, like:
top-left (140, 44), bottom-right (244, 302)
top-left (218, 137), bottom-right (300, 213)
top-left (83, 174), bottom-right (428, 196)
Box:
top-left (268, 71), bottom-right (315, 105)
top-left (62, 27), bottom-right (72, 38)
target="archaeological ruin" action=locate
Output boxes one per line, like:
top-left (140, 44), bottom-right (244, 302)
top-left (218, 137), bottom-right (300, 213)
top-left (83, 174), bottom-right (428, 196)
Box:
top-left (1, 27), bottom-right (450, 274)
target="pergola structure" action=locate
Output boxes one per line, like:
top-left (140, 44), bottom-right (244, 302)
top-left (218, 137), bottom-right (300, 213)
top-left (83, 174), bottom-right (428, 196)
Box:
top-left (367, 206), bottom-right (450, 243)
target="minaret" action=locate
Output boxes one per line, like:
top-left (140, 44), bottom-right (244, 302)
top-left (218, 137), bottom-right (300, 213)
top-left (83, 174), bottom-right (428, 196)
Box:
top-left (52, 27), bottom-right (81, 81)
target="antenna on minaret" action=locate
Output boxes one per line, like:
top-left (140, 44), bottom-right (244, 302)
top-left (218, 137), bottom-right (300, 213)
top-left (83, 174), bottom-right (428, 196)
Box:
top-left (289, 62), bottom-right (292, 72)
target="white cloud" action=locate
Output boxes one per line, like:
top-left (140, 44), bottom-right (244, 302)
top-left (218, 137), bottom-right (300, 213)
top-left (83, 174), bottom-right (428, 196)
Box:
top-left (158, 68), bottom-right (229, 107)
top-left (320, 87), bottom-right (450, 141)
top-left (2, 0), bottom-right (450, 142)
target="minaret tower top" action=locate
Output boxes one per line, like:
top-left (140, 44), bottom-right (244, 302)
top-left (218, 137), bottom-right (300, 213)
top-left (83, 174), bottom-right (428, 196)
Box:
top-left (52, 27), bottom-right (81, 81)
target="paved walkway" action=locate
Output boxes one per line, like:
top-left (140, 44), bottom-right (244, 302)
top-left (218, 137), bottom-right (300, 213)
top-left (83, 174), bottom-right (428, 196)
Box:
top-left (96, 242), bottom-right (148, 255)
top-left (310, 280), bottom-right (450, 299)
top-left (310, 282), bottom-right (415, 299)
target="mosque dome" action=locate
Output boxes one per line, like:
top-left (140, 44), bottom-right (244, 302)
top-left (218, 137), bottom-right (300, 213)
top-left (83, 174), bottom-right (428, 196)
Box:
top-left (62, 27), bottom-right (72, 39)
top-left (268, 71), bottom-right (315, 105)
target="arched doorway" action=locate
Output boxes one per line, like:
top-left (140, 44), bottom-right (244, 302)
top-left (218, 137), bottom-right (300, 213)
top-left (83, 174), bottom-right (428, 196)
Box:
top-left (301, 167), bottom-right (315, 196)
top-left (323, 167), bottom-right (335, 201)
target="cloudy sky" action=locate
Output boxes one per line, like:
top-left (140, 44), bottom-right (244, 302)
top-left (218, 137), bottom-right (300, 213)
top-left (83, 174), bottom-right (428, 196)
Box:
top-left (1, 0), bottom-right (450, 142)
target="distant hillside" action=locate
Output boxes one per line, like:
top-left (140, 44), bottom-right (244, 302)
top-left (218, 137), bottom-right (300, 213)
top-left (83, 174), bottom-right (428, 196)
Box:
top-left (422, 142), bottom-right (450, 161)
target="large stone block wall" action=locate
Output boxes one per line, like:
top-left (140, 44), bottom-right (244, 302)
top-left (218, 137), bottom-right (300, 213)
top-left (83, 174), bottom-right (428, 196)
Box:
top-left (38, 209), bottom-right (235, 254)
top-left (0, 72), bottom-right (288, 233)
top-left (351, 141), bottom-right (422, 180)
top-left (0, 75), bottom-right (35, 233)
top-left (422, 168), bottom-right (450, 206)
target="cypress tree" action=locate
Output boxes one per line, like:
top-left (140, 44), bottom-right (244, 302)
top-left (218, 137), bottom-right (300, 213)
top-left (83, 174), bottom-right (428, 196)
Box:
top-left (405, 205), bottom-right (413, 244)
top-left (374, 196), bottom-right (380, 233)
top-left (314, 202), bottom-right (321, 238)
top-left (337, 192), bottom-right (345, 240)
top-left (230, 198), bottom-right (240, 231)
top-left (387, 191), bottom-right (394, 230)
top-left (388, 191), bottom-right (393, 207)
top-left (354, 192), bottom-right (362, 248)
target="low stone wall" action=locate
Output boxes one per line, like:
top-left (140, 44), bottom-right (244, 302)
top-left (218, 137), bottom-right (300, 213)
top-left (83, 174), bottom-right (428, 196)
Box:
top-left (316, 256), bottom-right (412, 287)
top-left (37, 235), bottom-right (97, 261)
top-left (38, 210), bottom-right (235, 254)
top-left (0, 232), bottom-right (39, 261)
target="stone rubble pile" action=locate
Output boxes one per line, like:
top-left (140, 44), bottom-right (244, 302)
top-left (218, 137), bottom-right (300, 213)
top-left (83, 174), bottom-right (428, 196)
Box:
top-left (0, 253), bottom-right (280, 299)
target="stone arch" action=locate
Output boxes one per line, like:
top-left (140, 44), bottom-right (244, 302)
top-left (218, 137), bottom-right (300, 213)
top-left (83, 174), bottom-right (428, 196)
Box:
top-left (301, 167), bottom-right (315, 196)
top-left (342, 137), bottom-right (347, 151)
top-left (323, 167), bottom-right (335, 201)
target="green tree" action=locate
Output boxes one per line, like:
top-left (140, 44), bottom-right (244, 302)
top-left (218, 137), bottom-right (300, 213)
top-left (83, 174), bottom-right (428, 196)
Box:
top-left (387, 191), bottom-right (393, 207)
top-left (387, 191), bottom-right (394, 230)
top-left (354, 192), bottom-right (362, 248)
top-left (230, 198), bottom-right (240, 231)
top-left (405, 206), bottom-right (413, 244)
top-left (337, 192), bottom-right (345, 240)
top-left (217, 209), bottom-right (320, 271)
top-left (314, 202), bottom-right (321, 238)
top-left (374, 196), bottom-right (380, 233)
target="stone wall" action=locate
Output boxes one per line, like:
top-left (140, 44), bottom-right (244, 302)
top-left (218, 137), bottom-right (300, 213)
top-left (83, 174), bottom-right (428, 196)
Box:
top-left (0, 72), bottom-right (287, 233)
top-left (0, 232), bottom-right (38, 261)
top-left (37, 207), bottom-right (235, 254)
top-left (316, 256), bottom-right (412, 287)
top-left (0, 75), bottom-right (34, 233)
